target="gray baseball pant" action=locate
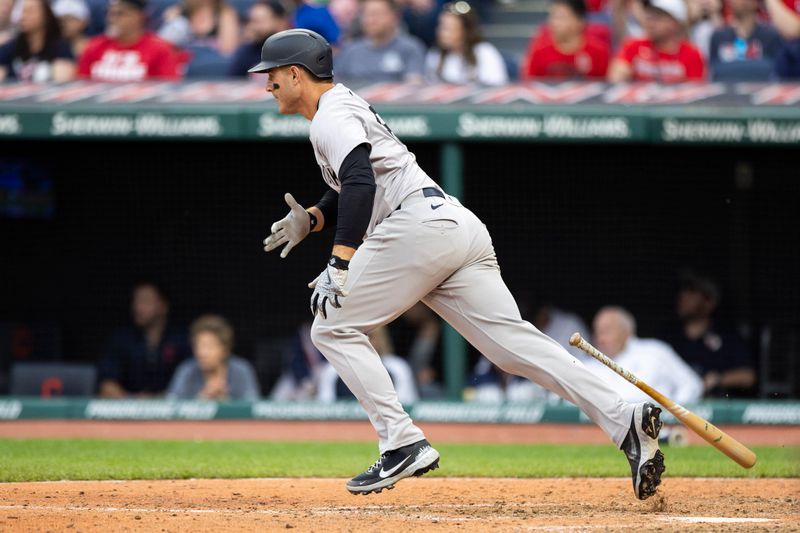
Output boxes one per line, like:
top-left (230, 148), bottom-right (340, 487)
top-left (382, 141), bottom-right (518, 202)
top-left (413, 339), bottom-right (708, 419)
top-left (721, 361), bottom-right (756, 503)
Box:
top-left (310, 190), bottom-right (634, 453)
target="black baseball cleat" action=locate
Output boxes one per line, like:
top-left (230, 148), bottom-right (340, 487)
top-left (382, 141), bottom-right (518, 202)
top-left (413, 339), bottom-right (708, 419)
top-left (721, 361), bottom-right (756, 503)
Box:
top-left (621, 402), bottom-right (666, 500)
top-left (347, 439), bottom-right (440, 495)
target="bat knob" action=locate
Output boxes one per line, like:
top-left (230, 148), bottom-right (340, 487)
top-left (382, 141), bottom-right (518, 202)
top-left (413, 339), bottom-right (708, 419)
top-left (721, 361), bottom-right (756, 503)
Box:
top-left (569, 332), bottom-right (583, 346)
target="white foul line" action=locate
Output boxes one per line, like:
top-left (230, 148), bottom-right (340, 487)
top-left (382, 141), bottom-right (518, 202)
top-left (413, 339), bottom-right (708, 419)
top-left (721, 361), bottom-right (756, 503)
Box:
top-left (659, 516), bottom-right (775, 524)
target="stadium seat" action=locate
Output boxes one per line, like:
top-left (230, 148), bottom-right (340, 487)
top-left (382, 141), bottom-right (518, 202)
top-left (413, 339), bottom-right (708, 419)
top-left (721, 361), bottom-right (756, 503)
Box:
top-left (10, 363), bottom-right (97, 397)
top-left (711, 59), bottom-right (775, 82)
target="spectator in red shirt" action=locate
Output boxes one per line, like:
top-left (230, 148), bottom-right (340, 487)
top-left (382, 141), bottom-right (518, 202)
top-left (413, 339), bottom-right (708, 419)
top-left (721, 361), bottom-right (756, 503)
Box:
top-left (78, 0), bottom-right (181, 81)
top-left (521, 0), bottom-right (610, 79)
top-left (608, 0), bottom-right (706, 82)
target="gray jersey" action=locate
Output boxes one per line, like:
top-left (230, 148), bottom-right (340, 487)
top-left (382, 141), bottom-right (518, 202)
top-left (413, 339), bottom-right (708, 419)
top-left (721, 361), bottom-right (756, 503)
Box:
top-left (310, 83), bottom-right (438, 236)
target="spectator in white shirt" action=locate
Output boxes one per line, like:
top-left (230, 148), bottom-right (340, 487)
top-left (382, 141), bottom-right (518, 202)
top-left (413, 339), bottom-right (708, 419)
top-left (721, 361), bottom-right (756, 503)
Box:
top-left (424, 0), bottom-right (508, 85)
top-left (590, 306), bottom-right (704, 405)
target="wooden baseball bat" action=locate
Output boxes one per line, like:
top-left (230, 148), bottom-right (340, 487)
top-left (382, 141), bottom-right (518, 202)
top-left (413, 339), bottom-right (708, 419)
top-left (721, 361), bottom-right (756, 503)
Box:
top-left (569, 332), bottom-right (757, 469)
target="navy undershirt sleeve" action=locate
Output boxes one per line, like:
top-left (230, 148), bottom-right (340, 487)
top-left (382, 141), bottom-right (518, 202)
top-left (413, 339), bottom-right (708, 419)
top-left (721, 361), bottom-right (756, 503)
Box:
top-left (315, 189), bottom-right (339, 228)
top-left (331, 143), bottom-right (376, 249)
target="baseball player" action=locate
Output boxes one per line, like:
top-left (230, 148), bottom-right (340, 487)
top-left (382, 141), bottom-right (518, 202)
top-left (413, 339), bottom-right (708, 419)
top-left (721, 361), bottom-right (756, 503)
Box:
top-left (252, 29), bottom-right (666, 499)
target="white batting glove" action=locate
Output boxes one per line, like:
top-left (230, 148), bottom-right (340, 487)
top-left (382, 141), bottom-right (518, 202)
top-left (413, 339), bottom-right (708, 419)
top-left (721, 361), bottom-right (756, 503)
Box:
top-left (263, 193), bottom-right (311, 259)
top-left (308, 256), bottom-right (350, 319)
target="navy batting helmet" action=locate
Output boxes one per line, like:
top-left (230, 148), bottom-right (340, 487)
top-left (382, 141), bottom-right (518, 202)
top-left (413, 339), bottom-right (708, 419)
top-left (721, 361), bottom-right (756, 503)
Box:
top-left (248, 29), bottom-right (333, 79)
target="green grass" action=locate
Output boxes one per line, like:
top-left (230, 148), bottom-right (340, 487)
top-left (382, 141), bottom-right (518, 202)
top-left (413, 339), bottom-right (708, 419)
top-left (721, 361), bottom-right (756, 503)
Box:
top-left (0, 440), bottom-right (797, 482)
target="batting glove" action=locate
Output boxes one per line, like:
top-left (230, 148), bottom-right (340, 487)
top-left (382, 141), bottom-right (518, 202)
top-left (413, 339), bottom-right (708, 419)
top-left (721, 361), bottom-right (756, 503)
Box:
top-left (309, 256), bottom-right (350, 319)
top-left (263, 193), bottom-right (311, 259)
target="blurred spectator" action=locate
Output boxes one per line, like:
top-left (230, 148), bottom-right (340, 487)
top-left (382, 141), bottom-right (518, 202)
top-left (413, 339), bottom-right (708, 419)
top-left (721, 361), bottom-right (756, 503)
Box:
top-left (78, 0), bottom-right (182, 81)
top-left (167, 314), bottom-right (260, 401)
top-left (401, 0), bottom-right (445, 47)
top-left (0, 0), bottom-right (75, 82)
top-left (0, 0), bottom-right (16, 45)
top-left (765, 0), bottom-right (800, 39)
top-left (293, 0), bottom-right (341, 45)
top-left (464, 355), bottom-right (506, 403)
top-left (401, 302), bottom-right (443, 398)
top-left (334, 0), bottom-right (426, 82)
top-left (468, 301), bottom-right (591, 403)
top-left (521, 0), bottom-right (610, 80)
top-left (608, 0), bottom-right (706, 82)
top-left (329, 0), bottom-right (361, 43)
top-left (530, 302), bottom-right (591, 362)
top-left (610, 0), bottom-right (647, 45)
top-left (708, 0), bottom-right (782, 80)
top-left (269, 322), bottom-right (326, 400)
top-left (317, 326), bottom-right (418, 404)
top-left (590, 306), bottom-right (703, 404)
top-left (505, 301), bottom-right (590, 401)
top-left (158, 0), bottom-right (240, 56)
top-left (765, 0), bottom-right (800, 79)
top-left (227, 0), bottom-right (289, 77)
top-left (664, 272), bottom-right (756, 397)
top-left (424, 0), bottom-right (507, 85)
top-left (686, 0), bottom-right (723, 58)
top-left (98, 281), bottom-right (191, 398)
top-left (53, 0), bottom-right (90, 58)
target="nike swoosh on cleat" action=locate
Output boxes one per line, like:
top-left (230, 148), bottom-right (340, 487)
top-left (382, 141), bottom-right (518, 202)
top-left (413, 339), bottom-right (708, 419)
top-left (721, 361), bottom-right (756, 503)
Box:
top-left (431, 203), bottom-right (443, 210)
top-left (378, 455), bottom-right (414, 479)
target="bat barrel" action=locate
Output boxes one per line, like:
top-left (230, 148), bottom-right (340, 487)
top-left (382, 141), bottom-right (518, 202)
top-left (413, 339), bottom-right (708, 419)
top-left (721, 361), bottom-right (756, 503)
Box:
top-left (569, 332), bottom-right (757, 469)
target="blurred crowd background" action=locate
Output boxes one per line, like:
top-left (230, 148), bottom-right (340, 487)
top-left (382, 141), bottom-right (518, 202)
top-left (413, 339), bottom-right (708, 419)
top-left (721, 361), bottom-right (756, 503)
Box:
top-left (1, 0), bottom-right (800, 84)
top-left (1, 0), bottom-right (798, 406)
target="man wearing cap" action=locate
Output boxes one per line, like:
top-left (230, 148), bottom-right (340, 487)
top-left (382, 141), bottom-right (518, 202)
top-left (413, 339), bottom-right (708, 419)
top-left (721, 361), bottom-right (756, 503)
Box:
top-left (227, 0), bottom-right (289, 77)
top-left (608, 0), bottom-right (706, 83)
top-left (664, 272), bottom-right (756, 397)
top-left (334, 0), bottom-right (426, 82)
top-left (78, 0), bottom-right (181, 81)
top-left (53, 0), bottom-right (90, 57)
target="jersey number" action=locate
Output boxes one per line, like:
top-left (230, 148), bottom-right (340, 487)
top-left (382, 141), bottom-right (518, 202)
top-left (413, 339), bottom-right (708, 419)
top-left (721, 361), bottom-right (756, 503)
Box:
top-left (369, 104), bottom-right (399, 141)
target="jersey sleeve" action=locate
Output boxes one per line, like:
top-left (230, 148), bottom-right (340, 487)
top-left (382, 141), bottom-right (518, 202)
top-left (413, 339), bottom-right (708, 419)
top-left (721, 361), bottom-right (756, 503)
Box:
top-left (683, 44), bottom-right (706, 80)
top-left (616, 39), bottom-right (638, 65)
top-left (312, 107), bottom-right (370, 177)
top-left (587, 39), bottom-right (610, 78)
top-left (404, 38), bottom-right (426, 77)
top-left (424, 48), bottom-right (440, 81)
top-left (55, 39), bottom-right (74, 60)
top-left (77, 39), bottom-right (101, 78)
top-left (150, 41), bottom-right (181, 80)
top-left (661, 343), bottom-right (704, 403)
top-left (475, 43), bottom-right (508, 86)
top-left (0, 40), bottom-right (13, 72)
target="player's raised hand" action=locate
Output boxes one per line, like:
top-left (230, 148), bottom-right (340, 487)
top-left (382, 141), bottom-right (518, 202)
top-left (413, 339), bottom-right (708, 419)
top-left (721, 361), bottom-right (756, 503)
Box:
top-left (263, 193), bottom-right (311, 258)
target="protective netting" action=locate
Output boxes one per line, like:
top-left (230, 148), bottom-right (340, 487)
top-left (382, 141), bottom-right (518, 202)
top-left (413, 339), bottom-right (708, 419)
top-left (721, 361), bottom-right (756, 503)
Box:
top-left (0, 140), bottom-right (797, 396)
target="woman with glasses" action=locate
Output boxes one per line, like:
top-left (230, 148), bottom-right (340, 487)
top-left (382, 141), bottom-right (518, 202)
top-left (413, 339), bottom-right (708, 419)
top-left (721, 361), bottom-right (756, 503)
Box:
top-left (424, 0), bottom-right (508, 85)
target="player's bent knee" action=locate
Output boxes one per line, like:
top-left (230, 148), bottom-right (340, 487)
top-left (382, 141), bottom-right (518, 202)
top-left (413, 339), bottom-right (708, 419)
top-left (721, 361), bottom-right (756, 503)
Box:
top-left (309, 320), bottom-right (333, 350)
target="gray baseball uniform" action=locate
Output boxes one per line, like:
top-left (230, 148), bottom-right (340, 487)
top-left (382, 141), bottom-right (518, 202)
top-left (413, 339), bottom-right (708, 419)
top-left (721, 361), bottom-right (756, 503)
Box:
top-left (309, 84), bottom-right (634, 453)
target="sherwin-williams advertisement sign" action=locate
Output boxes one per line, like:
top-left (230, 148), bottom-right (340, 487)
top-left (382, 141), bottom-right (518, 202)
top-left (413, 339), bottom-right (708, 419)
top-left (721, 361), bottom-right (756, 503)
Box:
top-left (1, 81), bottom-right (798, 143)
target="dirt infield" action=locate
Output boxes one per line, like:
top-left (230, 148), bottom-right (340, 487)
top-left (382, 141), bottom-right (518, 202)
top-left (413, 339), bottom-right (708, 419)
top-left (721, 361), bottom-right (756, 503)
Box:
top-left (3, 420), bottom-right (798, 445)
top-left (1, 477), bottom-right (797, 532)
